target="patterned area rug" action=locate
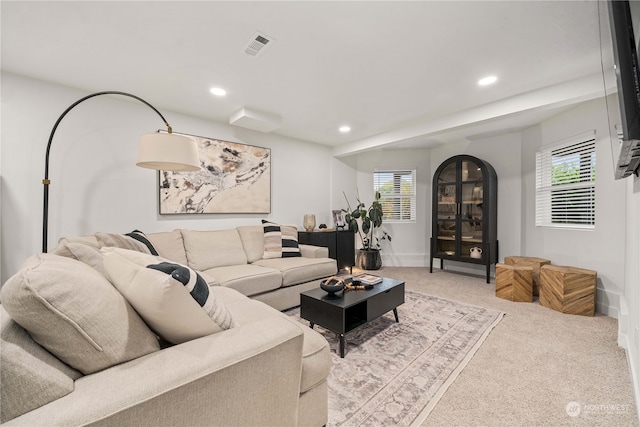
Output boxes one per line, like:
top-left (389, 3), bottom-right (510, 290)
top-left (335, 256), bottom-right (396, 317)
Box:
top-left (287, 290), bottom-right (504, 426)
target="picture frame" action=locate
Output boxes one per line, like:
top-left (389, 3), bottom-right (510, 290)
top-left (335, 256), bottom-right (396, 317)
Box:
top-left (332, 209), bottom-right (346, 229)
top-left (158, 132), bottom-right (271, 214)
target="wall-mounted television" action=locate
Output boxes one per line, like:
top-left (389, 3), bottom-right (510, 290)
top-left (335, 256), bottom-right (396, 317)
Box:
top-left (608, 0), bottom-right (640, 179)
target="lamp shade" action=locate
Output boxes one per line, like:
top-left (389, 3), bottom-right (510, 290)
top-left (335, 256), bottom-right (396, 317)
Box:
top-left (136, 132), bottom-right (200, 171)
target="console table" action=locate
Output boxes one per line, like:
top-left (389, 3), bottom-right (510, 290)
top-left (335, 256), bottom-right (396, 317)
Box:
top-left (298, 230), bottom-right (355, 271)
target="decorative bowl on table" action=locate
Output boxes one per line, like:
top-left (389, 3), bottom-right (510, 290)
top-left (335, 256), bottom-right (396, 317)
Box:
top-left (320, 276), bottom-right (345, 295)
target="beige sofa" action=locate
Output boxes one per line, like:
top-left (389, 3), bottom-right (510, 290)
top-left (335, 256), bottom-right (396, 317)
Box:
top-left (59, 226), bottom-right (338, 311)
top-left (0, 226), bottom-right (335, 426)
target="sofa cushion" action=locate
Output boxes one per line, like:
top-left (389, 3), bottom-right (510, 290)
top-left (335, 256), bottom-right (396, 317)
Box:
top-left (236, 225), bottom-right (265, 263)
top-left (0, 253), bottom-right (160, 374)
top-left (54, 241), bottom-right (107, 277)
top-left (0, 307), bottom-right (82, 423)
top-left (253, 257), bottom-right (337, 287)
top-left (262, 220), bottom-right (301, 259)
top-left (145, 230), bottom-right (189, 265)
top-left (95, 232), bottom-right (153, 254)
top-left (181, 229), bottom-right (248, 270)
top-left (54, 234), bottom-right (100, 249)
top-left (202, 264), bottom-right (282, 297)
top-left (215, 289), bottom-right (330, 394)
top-left (102, 248), bottom-right (234, 344)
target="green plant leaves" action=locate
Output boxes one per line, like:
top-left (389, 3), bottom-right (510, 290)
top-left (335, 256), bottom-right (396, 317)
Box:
top-left (343, 190), bottom-right (391, 251)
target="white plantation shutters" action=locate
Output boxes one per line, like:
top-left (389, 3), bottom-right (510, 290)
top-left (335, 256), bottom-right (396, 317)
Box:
top-left (373, 170), bottom-right (416, 222)
top-left (535, 131), bottom-right (596, 228)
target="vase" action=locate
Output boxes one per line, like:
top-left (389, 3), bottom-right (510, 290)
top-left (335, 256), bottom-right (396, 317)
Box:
top-left (303, 214), bottom-right (316, 232)
top-left (356, 249), bottom-right (382, 270)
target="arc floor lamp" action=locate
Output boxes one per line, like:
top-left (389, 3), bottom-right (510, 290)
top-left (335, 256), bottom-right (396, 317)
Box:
top-left (42, 91), bottom-right (201, 253)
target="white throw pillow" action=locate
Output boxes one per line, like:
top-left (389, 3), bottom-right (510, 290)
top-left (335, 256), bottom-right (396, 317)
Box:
top-left (102, 248), bottom-right (234, 344)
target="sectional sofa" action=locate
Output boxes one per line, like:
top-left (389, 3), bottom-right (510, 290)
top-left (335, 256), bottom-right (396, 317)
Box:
top-left (0, 224), bottom-right (337, 426)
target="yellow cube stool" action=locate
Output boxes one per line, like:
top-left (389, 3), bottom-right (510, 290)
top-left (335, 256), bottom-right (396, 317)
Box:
top-left (540, 265), bottom-right (597, 316)
top-left (504, 256), bottom-right (551, 297)
top-left (496, 263), bottom-right (534, 302)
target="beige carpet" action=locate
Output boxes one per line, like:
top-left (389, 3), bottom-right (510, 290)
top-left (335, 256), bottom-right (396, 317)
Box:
top-left (289, 289), bottom-right (503, 426)
top-left (376, 267), bottom-right (639, 426)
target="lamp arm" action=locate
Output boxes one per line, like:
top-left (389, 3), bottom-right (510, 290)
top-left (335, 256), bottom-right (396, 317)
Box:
top-left (42, 91), bottom-right (173, 253)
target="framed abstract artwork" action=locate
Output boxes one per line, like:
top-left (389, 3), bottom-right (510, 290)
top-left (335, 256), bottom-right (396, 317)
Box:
top-left (158, 132), bottom-right (271, 214)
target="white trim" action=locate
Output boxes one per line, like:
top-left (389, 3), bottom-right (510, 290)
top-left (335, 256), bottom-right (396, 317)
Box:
top-left (540, 129), bottom-right (596, 150)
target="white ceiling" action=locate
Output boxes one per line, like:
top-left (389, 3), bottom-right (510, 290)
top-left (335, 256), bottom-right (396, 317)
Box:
top-left (1, 1), bottom-right (612, 156)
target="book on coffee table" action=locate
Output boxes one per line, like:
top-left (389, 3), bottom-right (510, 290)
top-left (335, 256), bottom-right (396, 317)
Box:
top-left (356, 274), bottom-right (383, 285)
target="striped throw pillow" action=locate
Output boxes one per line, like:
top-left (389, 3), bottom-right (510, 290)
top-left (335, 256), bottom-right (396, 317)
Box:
top-left (147, 262), bottom-right (234, 331)
top-left (95, 232), bottom-right (155, 255)
top-left (262, 220), bottom-right (301, 259)
top-left (125, 230), bottom-right (159, 255)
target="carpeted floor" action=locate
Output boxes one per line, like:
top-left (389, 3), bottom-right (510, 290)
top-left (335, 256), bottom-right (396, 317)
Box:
top-left (378, 267), bottom-right (639, 426)
top-left (288, 290), bottom-right (504, 426)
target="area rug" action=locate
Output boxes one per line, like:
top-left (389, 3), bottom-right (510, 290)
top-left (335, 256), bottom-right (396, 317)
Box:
top-left (287, 290), bottom-right (504, 426)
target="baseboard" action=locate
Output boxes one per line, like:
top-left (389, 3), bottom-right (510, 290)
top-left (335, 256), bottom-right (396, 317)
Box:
top-left (617, 297), bottom-right (640, 423)
top-left (381, 253), bottom-right (428, 267)
top-left (618, 298), bottom-right (629, 344)
top-left (619, 332), bottom-right (640, 425)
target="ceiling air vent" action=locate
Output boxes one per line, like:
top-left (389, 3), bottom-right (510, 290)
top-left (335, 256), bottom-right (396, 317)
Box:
top-left (244, 32), bottom-right (274, 57)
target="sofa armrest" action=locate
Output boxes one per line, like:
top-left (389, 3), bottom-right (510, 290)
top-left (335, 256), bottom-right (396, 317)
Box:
top-left (299, 244), bottom-right (329, 258)
top-left (6, 317), bottom-right (304, 427)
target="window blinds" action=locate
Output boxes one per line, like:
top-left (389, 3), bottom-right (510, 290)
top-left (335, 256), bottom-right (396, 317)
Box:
top-left (535, 134), bottom-right (596, 228)
top-left (373, 170), bottom-right (416, 222)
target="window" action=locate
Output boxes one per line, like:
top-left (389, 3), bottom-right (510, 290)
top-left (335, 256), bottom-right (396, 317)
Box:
top-left (373, 170), bottom-right (416, 222)
top-left (535, 132), bottom-right (596, 228)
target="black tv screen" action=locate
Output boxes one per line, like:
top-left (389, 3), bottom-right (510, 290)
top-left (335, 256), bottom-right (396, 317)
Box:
top-left (608, 0), bottom-right (640, 178)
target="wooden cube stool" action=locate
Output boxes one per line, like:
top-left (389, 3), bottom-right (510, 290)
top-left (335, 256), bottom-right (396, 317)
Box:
top-left (495, 263), bottom-right (534, 302)
top-left (504, 256), bottom-right (551, 297)
top-left (540, 265), bottom-right (597, 316)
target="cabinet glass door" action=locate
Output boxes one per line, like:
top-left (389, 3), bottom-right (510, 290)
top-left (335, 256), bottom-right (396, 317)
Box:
top-left (433, 158), bottom-right (486, 259)
top-left (460, 160), bottom-right (484, 258)
top-left (435, 162), bottom-right (457, 255)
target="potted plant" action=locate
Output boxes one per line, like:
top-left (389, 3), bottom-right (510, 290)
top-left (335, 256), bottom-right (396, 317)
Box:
top-left (342, 191), bottom-right (391, 270)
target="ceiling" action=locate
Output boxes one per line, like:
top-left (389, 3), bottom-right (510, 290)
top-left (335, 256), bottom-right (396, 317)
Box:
top-left (1, 1), bottom-right (612, 156)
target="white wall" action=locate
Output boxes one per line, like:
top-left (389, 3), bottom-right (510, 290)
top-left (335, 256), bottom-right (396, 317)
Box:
top-left (521, 97), bottom-right (627, 317)
top-left (1, 72), bottom-right (333, 283)
top-left (622, 175), bottom-right (640, 414)
top-left (335, 148), bottom-right (431, 267)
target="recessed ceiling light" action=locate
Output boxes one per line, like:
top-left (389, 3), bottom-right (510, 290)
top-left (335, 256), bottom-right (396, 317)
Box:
top-left (210, 87), bottom-right (227, 96)
top-left (339, 125), bottom-right (351, 133)
top-left (478, 76), bottom-right (497, 86)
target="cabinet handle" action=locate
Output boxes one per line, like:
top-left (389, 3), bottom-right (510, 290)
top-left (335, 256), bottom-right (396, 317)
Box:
top-left (457, 203), bottom-right (461, 216)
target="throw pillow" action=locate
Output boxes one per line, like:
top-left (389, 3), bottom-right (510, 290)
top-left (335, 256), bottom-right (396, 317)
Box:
top-left (95, 232), bottom-right (153, 254)
top-left (125, 229), bottom-right (159, 255)
top-left (1, 307), bottom-right (82, 423)
top-left (60, 241), bottom-right (107, 277)
top-left (147, 262), bottom-right (234, 330)
top-left (262, 220), bottom-right (301, 259)
top-left (0, 253), bottom-right (160, 375)
top-left (102, 248), bottom-right (234, 344)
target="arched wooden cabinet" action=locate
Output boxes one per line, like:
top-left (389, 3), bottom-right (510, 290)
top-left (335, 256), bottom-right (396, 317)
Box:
top-left (430, 155), bottom-right (498, 283)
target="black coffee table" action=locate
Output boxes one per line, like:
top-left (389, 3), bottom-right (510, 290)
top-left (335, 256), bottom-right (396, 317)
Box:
top-left (300, 277), bottom-right (405, 357)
